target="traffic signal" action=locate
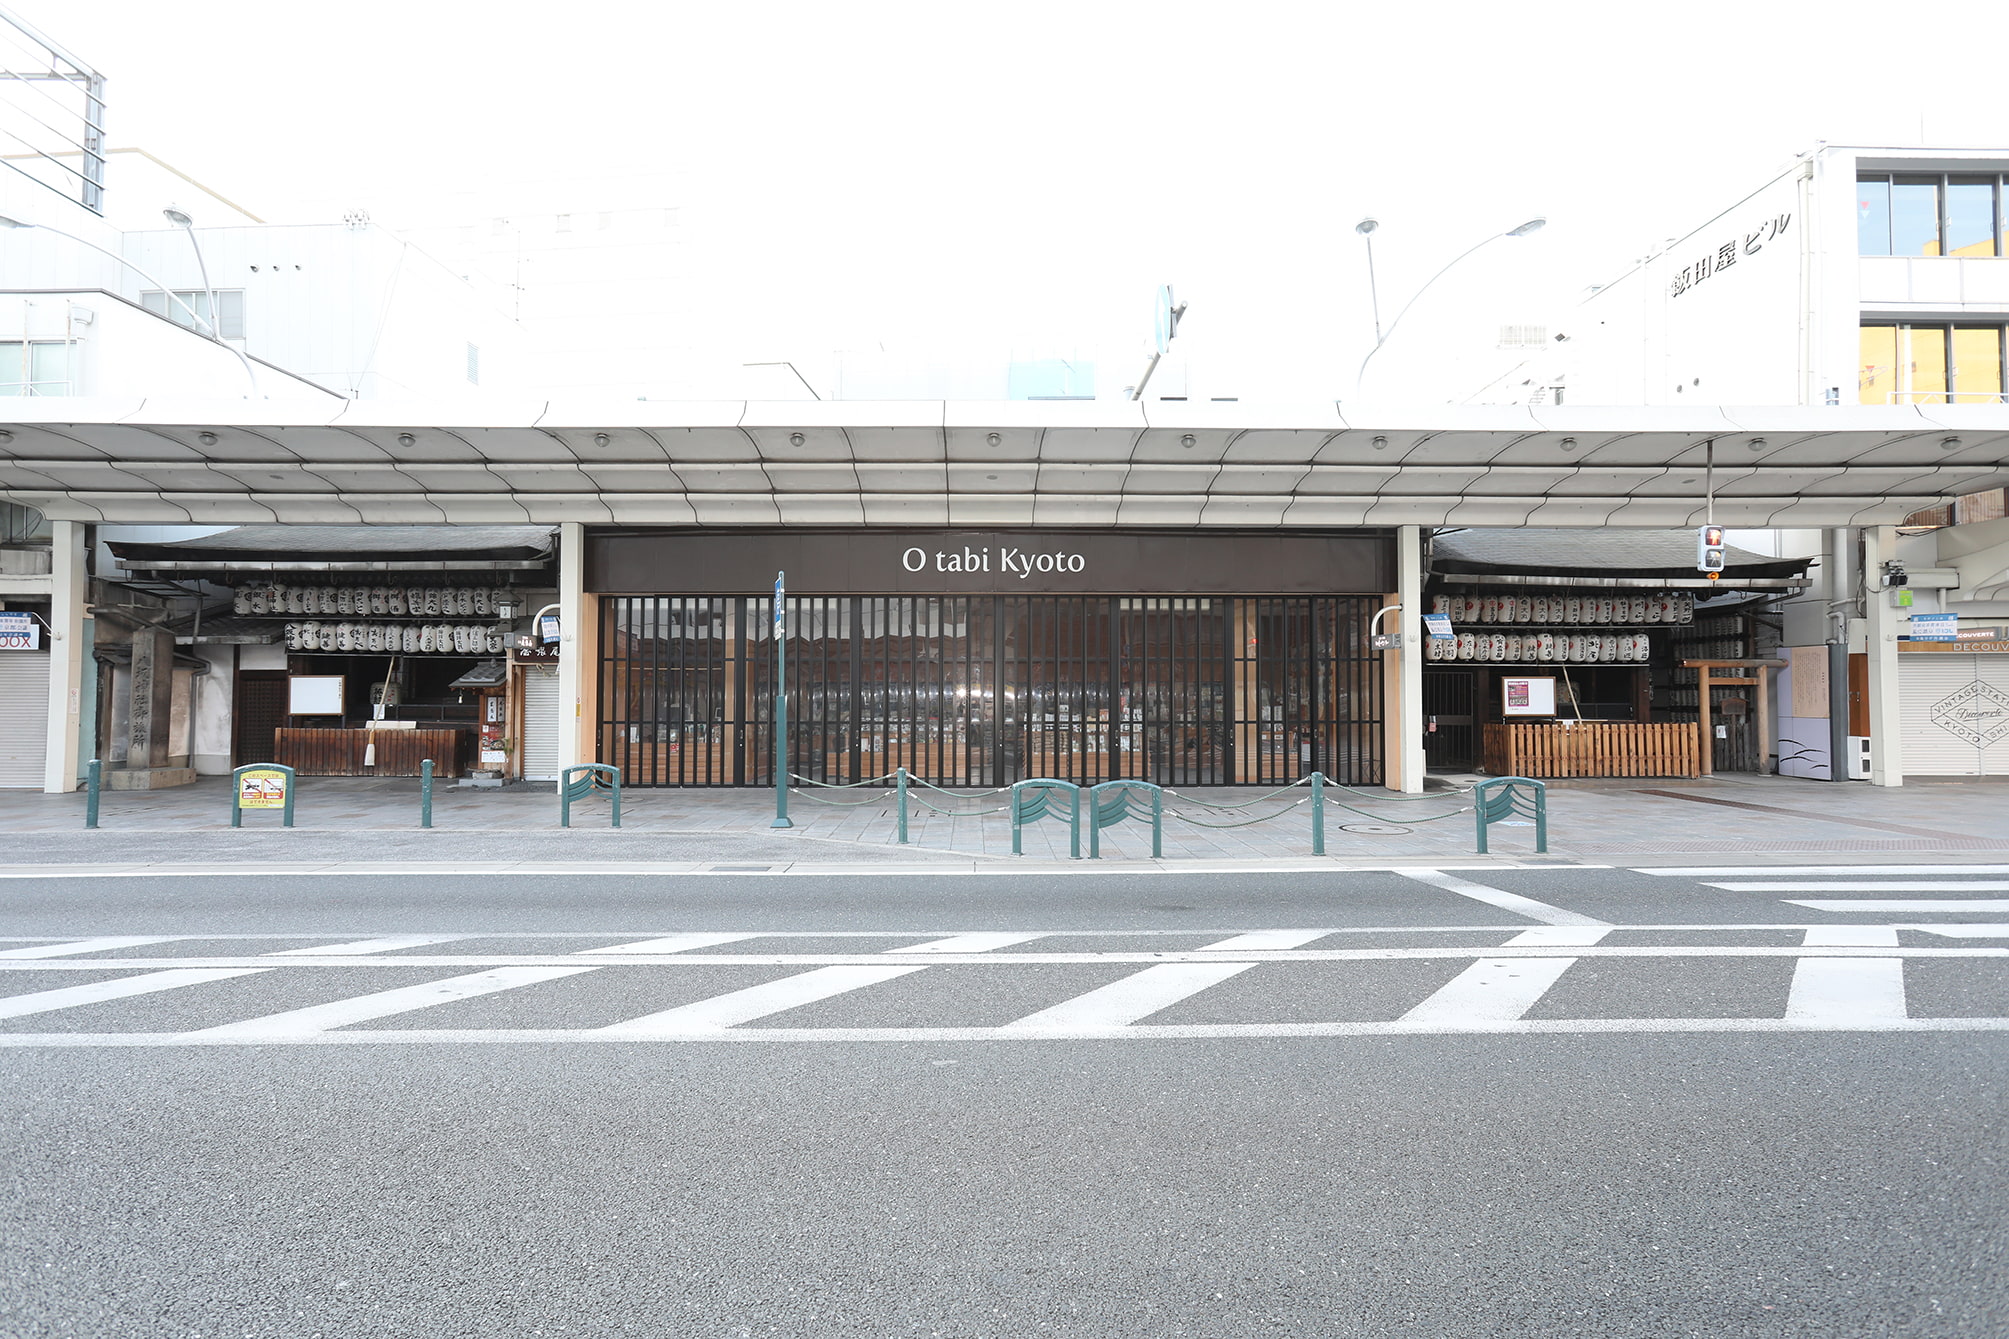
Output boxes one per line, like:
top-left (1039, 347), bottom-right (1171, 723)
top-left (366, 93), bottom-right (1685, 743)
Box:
top-left (1696, 524), bottom-right (1726, 579)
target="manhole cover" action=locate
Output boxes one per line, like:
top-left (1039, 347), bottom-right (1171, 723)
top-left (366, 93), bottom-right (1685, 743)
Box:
top-left (1340, 823), bottom-right (1411, 835)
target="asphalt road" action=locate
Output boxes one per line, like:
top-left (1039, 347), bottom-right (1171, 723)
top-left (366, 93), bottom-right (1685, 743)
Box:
top-left (2, 865), bottom-right (2003, 1338)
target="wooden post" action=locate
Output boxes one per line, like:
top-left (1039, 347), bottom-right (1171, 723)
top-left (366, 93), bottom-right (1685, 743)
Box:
top-left (1754, 664), bottom-right (1772, 776)
top-left (1697, 664), bottom-right (1714, 777)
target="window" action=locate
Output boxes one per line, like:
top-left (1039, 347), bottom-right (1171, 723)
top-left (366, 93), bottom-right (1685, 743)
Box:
top-left (465, 342), bottom-right (480, 385)
top-left (0, 341), bottom-right (72, 395)
top-left (140, 289), bottom-right (245, 339)
top-left (1859, 322), bottom-right (2009, 403)
top-left (1859, 171), bottom-right (2007, 257)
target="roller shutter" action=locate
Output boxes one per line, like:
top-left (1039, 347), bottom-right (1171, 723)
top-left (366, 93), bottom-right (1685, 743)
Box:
top-left (1900, 655), bottom-right (2009, 776)
top-left (520, 665), bottom-right (560, 781)
top-left (0, 653), bottom-right (50, 787)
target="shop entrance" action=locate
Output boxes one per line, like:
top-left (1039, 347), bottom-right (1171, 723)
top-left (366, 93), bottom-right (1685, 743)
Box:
top-left (597, 595), bottom-right (1383, 787)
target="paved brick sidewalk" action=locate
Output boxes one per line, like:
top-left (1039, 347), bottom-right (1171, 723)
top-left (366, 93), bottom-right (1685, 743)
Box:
top-left (0, 772), bottom-right (2003, 866)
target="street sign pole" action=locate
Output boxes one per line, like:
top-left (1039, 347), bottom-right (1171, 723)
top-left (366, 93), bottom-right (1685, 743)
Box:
top-left (771, 571), bottom-right (792, 828)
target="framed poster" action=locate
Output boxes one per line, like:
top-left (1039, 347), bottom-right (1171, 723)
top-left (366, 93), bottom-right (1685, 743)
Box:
top-left (1501, 675), bottom-right (1557, 717)
top-left (287, 675), bottom-right (345, 716)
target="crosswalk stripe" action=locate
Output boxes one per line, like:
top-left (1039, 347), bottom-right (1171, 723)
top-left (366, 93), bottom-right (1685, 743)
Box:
top-left (191, 967), bottom-right (599, 1037)
top-left (1788, 900), bottom-right (2009, 913)
top-left (1401, 958), bottom-right (1578, 1023)
top-left (1197, 930), bottom-right (1331, 951)
top-left (600, 965), bottom-right (927, 1034)
top-left (1503, 927), bottom-right (1611, 946)
top-left (1396, 870), bottom-right (1610, 927)
top-left (891, 933), bottom-right (1047, 953)
top-left (1001, 963), bottom-right (1255, 1030)
top-left (1711, 882), bottom-right (2009, 893)
top-left (1641, 865), bottom-right (2009, 877)
top-left (0, 968), bottom-right (267, 1020)
top-left (1786, 959), bottom-right (1907, 1022)
top-left (575, 934), bottom-right (760, 955)
top-left (1804, 927), bottom-right (1901, 947)
top-left (0, 937), bottom-right (183, 959)
top-left (1912, 925), bottom-right (2009, 938)
top-left (265, 935), bottom-right (472, 956)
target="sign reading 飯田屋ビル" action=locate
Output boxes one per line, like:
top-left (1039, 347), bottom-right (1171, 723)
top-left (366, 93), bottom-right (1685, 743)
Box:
top-left (587, 530), bottom-right (1395, 596)
top-left (0, 612), bottom-right (39, 650)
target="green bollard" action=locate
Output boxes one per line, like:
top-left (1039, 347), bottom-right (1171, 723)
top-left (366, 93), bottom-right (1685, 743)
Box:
top-left (420, 758), bottom-right (433, 829)
top-left (85, 758), bottom-right (101, 829)
top-left (1310, 771), bottom-right (1324, 856)
top-left (896, 767), bottom-right (909, 844)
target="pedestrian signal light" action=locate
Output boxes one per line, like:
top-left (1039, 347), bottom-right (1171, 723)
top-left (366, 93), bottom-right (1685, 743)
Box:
top-left (1696, 524), bottom-right (1726, 576)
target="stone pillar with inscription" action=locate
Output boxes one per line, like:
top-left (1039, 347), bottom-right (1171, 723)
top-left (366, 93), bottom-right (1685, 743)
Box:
top-left (109, 625), bottom-right (195, 790)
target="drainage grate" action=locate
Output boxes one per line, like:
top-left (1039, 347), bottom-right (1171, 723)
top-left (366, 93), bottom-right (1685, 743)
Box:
top-left (1339, 823), bottom-right (1411, 835)
top-left (708, 864), bottom-right (777, 873)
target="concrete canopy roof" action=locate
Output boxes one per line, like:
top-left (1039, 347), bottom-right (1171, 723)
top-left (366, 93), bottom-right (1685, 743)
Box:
top-left (1, 399), bottom-right (2005, 528)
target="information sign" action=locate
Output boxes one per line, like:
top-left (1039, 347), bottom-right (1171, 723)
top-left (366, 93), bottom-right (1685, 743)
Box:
top-left (1423, 613), bottom-right (1454, 640)
top-left (1910, 613), bottom-right (1958, 642)
top-left (1502, 676), bottom-right (1559, 717)
top-left (773, 571), bottom-right (786, 637)
top-left (0, 612), bottom-right (39, 650)
top-left (238, 768), bottom-right (289, 809)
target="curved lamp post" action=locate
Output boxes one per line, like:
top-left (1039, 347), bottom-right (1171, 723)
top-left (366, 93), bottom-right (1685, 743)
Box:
top-left (0, 211), bottom-right (261, 397)
top-left (1354, 217), bottom-right (1545, 396)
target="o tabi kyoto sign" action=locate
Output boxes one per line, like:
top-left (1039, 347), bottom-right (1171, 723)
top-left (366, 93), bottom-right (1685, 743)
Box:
top-left (900, 543), bottom-right (1086, 578)
top-left (587, 529), bottom-right (1395, 596)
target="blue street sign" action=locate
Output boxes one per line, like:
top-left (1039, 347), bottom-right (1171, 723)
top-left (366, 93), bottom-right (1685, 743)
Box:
top-left (774, 572), bottom-right (785, 637)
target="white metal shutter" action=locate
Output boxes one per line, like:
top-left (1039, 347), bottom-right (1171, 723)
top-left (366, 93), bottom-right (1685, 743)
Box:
top-left (520, 666), bottom-right (560, 780)
top-left (1900, 656), bottom-right (1986, 776)
top-left (0, 653), bottom-right (50, 787)
top-left (1979, 657), bottom-right (2009, 777)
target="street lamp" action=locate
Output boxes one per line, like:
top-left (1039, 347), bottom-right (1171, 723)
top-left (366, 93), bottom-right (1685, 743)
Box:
top-left (0, 212), bottom-right (260, 396)
top-left (1354, 218), bottom-right (1382, 343)
top-left (1353, 217), bottom-right (1545, 397)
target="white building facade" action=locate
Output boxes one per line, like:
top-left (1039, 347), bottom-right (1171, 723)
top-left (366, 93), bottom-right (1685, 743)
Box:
top-left (1514, 145), bottom-right (2009, 779)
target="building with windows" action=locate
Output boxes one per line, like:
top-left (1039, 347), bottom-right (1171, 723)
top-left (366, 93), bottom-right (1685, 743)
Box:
top-left (1491, 145), bottom-right (2009, 779)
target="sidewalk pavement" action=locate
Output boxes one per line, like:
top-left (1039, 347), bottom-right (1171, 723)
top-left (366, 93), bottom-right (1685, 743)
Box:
top-left (0, 771), bottom-right (2004, 869)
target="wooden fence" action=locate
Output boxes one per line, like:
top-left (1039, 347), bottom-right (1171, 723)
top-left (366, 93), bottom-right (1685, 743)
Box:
top-left (273, 727), bottom-right (470, 777)
top-left (1482, 722), bottom-right (1700, 779)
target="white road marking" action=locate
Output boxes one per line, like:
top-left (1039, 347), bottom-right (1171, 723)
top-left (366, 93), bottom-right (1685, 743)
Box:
top-left (890, 933), bottom-right (1047, 953)
top-left (0, 946), bottom-right (1999, 971)
top-left (6, 1017), bottom-right (2003, 1047)
top-left (1197, 930), bottom-right (1332, 951)
top-left (1912, 925), bottom-right (2009, 938)
top-left (1788, 900), bottom-right (2009, 914)
top-left (0, 968), bottom-right (267, 1020)
top-left (601, 965), bottom-right (927, 1034)
top-left (1003, 963), bottom-right (1255, 1030)
top-left (265, 935), bottom-right (473, 956)
top-left (1503, 927), bottom-right (1611, 946)
top-left (1786, 958), bottom-right (1907, 1022)
top-left (576, 934), bottom-right (759, 955)
top-left (1395, 870), bottom-right (1610, 927)
top-left (0, 937), bottom-right (183, 959)
top-left (191, 966), bottom-right (599, 1037)
top-left (1712, 882), bottom-right (2009, 893)
top-left (0, 862), bottom-right (1605, 880)
top-left (1401, 958), bottom-right (1578, 1024)
top-left (1640, 865), bottom-right (2009, 877)
top-left (1804, 927), bottom-right (1901, 947)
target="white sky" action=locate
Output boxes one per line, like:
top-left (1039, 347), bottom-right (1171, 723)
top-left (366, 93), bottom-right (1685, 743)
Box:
top-left (11, 0), bottom-right (2004, 401)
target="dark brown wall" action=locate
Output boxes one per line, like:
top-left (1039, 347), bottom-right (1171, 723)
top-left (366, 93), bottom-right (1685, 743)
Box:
top-left (586, 529), bottom-right (1395, 596)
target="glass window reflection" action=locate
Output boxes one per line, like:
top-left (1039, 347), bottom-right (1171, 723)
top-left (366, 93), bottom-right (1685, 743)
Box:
top-left (1946, 178), bottom-right (1996, 257)
top-left (1952, 327), bottom-right (2003, 404)
top-left (1892, 177), bottom-right (1943, 256)
top-left (1856, 176), bottom-right (1891, 255)
top-left (1858, 326), bottom-right (1898, 404)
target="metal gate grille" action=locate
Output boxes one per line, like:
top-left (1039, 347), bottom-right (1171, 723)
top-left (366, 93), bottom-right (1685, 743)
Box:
top-left (600, 594), bottom-right (1382, 787)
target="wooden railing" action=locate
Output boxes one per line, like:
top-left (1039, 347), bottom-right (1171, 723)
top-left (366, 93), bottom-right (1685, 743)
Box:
top-left (273, 727), bottom-right (470, 777)
top-left (1482, 722), bottom-right (1700, 779)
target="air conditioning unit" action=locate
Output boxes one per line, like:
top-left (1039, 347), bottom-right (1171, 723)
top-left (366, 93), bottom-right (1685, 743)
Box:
top-left (1846, 735), bottom-right (1871, 780)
